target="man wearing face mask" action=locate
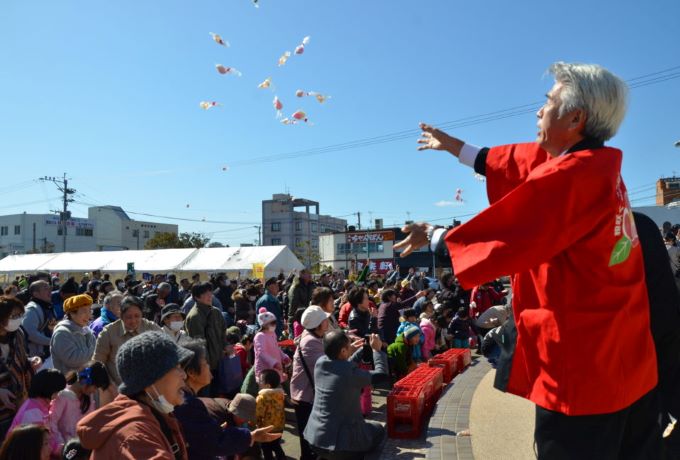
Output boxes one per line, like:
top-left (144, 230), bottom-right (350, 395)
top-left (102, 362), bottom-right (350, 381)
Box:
top-left (256, 278), bottom-right (284, 339)
top-left (160, 304), bottom-right (191, 346)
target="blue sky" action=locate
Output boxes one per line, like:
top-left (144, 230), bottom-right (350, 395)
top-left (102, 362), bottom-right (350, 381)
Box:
top-left (1, 0), bottom-right (679, 246)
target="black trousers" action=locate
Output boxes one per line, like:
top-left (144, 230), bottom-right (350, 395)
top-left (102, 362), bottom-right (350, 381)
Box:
top-left (293, 400), bottom-right (317, 460)
top-left (261, 439), bottom-right (286, 460)
top-left (535, 390), bottom-right (667, 460)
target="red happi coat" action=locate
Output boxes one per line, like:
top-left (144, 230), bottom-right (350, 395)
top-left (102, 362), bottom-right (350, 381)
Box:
top-left (445, 142), bottom-right (657, 415)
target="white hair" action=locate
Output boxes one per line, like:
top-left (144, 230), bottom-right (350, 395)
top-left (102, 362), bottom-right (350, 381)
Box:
top-left (103, 290), bottom-right (124, 306)
top-left (549, 62), bottom-right (628, 142)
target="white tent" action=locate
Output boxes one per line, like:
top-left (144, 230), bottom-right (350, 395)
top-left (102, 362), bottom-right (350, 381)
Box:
top-left (177, 246), bottom-right (304, 278)
top-left (0, 246), bottom-right (304, 278)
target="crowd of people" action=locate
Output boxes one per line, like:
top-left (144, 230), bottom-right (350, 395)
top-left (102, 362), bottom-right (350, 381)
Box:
top-left (0, 263), bottom-right (512, 460)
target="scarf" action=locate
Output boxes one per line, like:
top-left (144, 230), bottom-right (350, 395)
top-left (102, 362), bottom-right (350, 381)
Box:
top-left (100, 306), bottom-right (118, 326)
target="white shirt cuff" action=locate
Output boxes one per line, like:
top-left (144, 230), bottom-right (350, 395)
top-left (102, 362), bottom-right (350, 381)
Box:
top-left (458, 143), bottom-right (481, 168)
top-left (430, 227), bottom-right (447, 252)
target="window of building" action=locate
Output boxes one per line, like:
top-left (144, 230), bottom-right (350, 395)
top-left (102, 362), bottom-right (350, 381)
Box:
top-left (75, 227), bottom-right (93, 237)
top-left (271, 238), bottom-right (281, 245)
top-left (311, 222), bottom-right (318, 233)
top-left (14, 225), bottom-right (20, 235)
top-left (295, 238), bottom-right (302, 246)
top-left (295, 221), bottom-right (303, 232)
top-left (0, 226), bottom-right (7, 236)
top-left (143, 230), bottom-right (150, 238)
top-left (311, 239), bottom-right (319, 249)
top-left (271, 222), bottom-right (281, 232)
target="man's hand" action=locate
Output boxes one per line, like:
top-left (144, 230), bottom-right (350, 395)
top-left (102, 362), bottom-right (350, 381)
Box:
top-left (29, 356), bottom-right (42, 372)
top-left (368, 334), bottom-right (382, 351)
top-left (417, 123), bottom-right (465, 157)
top-left (394, 223), bottom-right (431, 257)
top-left (250, 426), bottom-right (283, 444)
top-left (0, 388), bottom-right (16, 410)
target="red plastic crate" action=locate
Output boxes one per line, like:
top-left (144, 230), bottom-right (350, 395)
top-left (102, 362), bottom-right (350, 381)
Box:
top-left (387, 386), bottom-right (425, 439)
top-left (450, 348), bottom-right (472, 370)
top-left (395, 367), bottom-right (443, 415)
top-left (428, 354), bottom-right (458, 383)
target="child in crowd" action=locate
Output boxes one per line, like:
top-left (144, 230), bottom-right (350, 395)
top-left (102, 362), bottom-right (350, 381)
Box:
top-left (8, 369), bottom-right (66, 456)
top-left (219, 333), bottom-right (245, 398)
top-left (256, 369), bottom-right (286, 460)
top-left (396, 309), bottom-right (424, 362)
top-left (254, 308), bottom-right (291, 385)
top-left (387, 325), bottom-right (421, 379)
top-left (449, 306), bottom-right (472, 348)
top-left (419, 312), bottom-right (436, 360)
top-left (234, 333), bottom-right (254, 377)
top-left (50, 362), bottom-right (110, 452)
top-left (62, 438), bottom-right (91, 460)
top-left (292, 308), bottom-right (306, 338)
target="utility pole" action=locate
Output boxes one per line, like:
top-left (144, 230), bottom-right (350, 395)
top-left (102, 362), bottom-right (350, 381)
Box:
top-left (356, 212), bottom-right (361, 230)
top-left (40, 173), bottom-right (75, 253)
top-left (254, 225), bottom-right (262, 246)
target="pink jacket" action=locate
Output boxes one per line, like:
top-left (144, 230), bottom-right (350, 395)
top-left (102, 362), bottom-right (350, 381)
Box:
top-left (50, 387), bottom-right (95, 449)
top-left (254, 330), bottom-right (290, 383)
top-left (9, 397), bottom-right (60, 454)
top-left (419, 318), bottom-right (436, 360)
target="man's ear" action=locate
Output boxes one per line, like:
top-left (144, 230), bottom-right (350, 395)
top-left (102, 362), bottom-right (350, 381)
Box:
top-left (570, 109), bottom-right (587, 132)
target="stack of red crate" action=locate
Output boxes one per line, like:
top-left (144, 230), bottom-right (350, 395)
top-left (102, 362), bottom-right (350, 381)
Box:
top-left (428, 352), bottom-right (458, 383)
top-left (386, 385), bottom-right (425, 438)
top-left (450, 348), bottom-right (472, 370)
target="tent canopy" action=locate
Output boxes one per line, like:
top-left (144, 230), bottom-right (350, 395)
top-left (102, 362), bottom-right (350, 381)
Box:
top-left (0, 246), bottom-right (304, 278)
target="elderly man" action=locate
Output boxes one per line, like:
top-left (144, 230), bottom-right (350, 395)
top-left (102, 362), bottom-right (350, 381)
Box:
top-left (395, 62), bottom-right (663, 458)
top-left (21, 280), bottom-right (58, 358)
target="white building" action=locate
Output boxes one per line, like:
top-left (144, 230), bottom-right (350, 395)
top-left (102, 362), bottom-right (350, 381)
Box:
top-left (319, 230), bottom-right (396, 273)
top-left (0, 206), bottom-right (178, 257)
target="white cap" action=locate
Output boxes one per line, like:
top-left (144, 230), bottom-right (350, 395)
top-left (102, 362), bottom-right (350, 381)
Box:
top-left (301, 305), bottom-right (331, 330)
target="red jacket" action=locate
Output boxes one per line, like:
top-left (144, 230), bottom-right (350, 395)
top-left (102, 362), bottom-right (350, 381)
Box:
top-left (445, 142), bottom-right (657, 415)
top-left (469, 285), bottom-right (505, 318)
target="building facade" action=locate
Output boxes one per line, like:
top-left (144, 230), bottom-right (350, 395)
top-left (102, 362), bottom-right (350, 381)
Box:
top-left (262, 194), bottom-right (346, 267)
top-left (656, 177), bottom-right (680, 206)
top-left (0, 206), bottom-right (178, 257)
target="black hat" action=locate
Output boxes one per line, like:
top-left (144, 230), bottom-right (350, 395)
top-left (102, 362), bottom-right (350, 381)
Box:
top-left (160, 303), bottom-right (185, 323)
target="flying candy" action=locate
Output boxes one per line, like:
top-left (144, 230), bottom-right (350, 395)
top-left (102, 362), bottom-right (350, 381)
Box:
top-left (279, 111), bottom-right (310, 125)
top-left (295, 90), bottom-right (330, 103)
top-left (473, 173), bottom-right (486, 182)
top-left (186, 204), bottom-right (190, 208)
top-left (222, 166), bottom-right (230, 172)
top-left (258, 77), bottom-right (273, 89)
top-left (273, 96), bottom-right (283, 118)
top-left (455, 188), bottom-right (464, 202)
top-left (295, 36), bottom-right (311, 55)
top-left (278, 51), bottom-right (291, 67)
top-left (209, 32), bottom-right (229, 47)
top-left (199, 101), bottom-right (222, 110)
top-left (252, 0), bottom-right (259, 8)
top-left (215, 64), bottom-right (242, 76)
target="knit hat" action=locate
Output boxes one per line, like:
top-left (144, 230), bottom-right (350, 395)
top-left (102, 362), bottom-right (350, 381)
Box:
top-left (228, 393), bottom-right (256, 423)
top-left (400, 279), bottom-right (410, 288)
top-left (160, 303), bottom-right (185, 323)
top-left (257, 307), bottom-right (276, 327)
top-left (301, 305), bottom-right (330, 330)
top-left (63, 294), bottom-right (93, 314)
top-left (403, 325), bottom-right (421, 341)
top-left (116, 331), bottom-right (194, 396)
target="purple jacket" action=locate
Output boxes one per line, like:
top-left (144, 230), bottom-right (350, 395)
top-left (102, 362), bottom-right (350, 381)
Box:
top-left (290, 330), bottom-right (324, 404)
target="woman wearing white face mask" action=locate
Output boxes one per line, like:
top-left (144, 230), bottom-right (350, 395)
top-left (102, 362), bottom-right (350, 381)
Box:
top-left (77, 331), bottom-right (193, 459)
top-left (160, 304), bottom-right (190, 346)
top-left (0, 295), bottom-right (36, 439)
top-left (254, 308), bottom-right (291, 386)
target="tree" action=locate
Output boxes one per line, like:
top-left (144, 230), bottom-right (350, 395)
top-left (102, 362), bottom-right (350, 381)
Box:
top-left (145, 232), bottom-right (210, 249)
top-left (208, 241), bottom-right (227, 248)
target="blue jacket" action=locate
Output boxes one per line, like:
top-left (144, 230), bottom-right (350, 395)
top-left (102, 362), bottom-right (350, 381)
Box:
top-left (256, 292), bottom-right (283, 338)
top-left (396, 321), bottom-right (424, 361)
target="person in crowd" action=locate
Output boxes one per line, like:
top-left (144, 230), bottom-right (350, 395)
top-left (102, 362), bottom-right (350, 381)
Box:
top-left (387, 325), bottom-right (421, 378)
top-left (160, 304), bottom-right (191, 346)
top-left (469, 282), bottom-right (506, 319)
top-left (173, 340), bottom-right (279, 460)
top-left (61, 438), bottom-right (91, 460)
top-left (213, 275), bottom-right (235, 318)
top-left (475, 303), bottom-right (511, 331)
top-left (233, 288), bottom-right (254, 323)
top-left (93, 295), bottom-right (161, 386)
top-left (396, 309), bottom-right (424, 361)
top-left (144, 282), bottom-right (172, 323)
top-left (419, 311), bottom-right (436, 360)
top-left (89, 291), bottom-right (123, 338)
top-left (347, 287), bottom-right (378, 338)
top-left (52, 278), bottom-right (79, 321)
top-left (292, 308), bottom-right (306, 338)
top-left (398, 279), bottom-right (417, 308)
top-left (8, 369), bottom-right (66, 454)
top-left (665, 231), bottom-right (680, 293)
top-left (0, 295), bottom-right (35, 438)
top-left (413, 289), bottom-right (435, 316)
top-left (78, 331), bottom-right (192, 459)
top-left (310, 287), bottom-right (341, 331)
top-left (234, 334), bottom-right (253, 377)
top-left (0, 424), bottom-right (51, 460)
top-left (304, 330), bottom-right (387, 458)
top-left (219, 333), bottom-right (245, 398)
top-left (377, 288), bottom-right (425, 345)
top-left (288, 270), bottom-right (314, 335)
top-left (290, 305), bottom-right (331, 460)
top-left (22, 280), bottom-right (57, 359)
top-left (178, 278), bottom-right (192, 305)
top-left (256, 369), bottom-right (287, 460)
top-left (449, 306), bottom-right (472, 348)
top-left (254, 308), bottom-right (290, 385)
top-left (256, 278), bottom-right (284, 338)
top-left (2, 285), bottom-right (18, 298)
top-left (50, 294), bottom-right (96, 375)
top-left (49, 361), bottom-right (110, 452)
top-left (185, 282), bottom-right (226, 392)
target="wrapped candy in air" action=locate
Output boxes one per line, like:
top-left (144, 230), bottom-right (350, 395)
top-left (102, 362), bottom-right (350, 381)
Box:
top-left (209, 32), bottom-right (229, 47)
top-left (258, 77), bottom-right (273, 89)
top-left (278, 51), bottom-right (291, 67)
top-left (215, 64), bottom-right (242, 76)
top-left (199, 101), bottom-right (221, 110)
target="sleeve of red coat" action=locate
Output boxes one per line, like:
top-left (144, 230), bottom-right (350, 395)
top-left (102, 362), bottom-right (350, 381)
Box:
top-left (484, 142), bottom-right (550, 204)
top-left (446, 146), bottom-right (619, 289)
